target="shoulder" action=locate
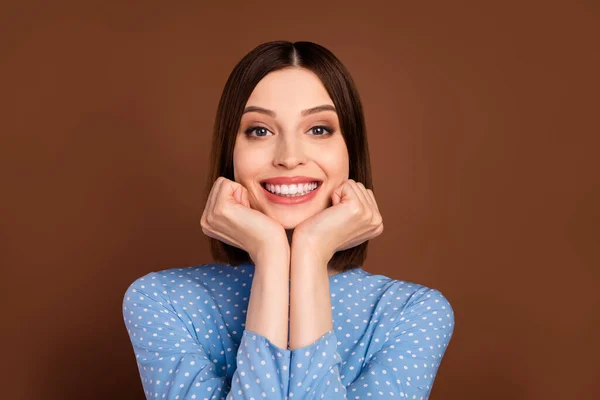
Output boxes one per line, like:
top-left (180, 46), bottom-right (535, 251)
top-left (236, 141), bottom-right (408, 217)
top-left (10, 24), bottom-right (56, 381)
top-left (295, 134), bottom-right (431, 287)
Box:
top-left (391, 280), bottom-right (455, 338)
top-left (363, 268), bottom-right (453, 304)
top-left (361, 269), bottom-right (455, 329)
top-left (395, 280), bottom-right (453, 311)
top-left (122, 262), bottom-right (255, 305)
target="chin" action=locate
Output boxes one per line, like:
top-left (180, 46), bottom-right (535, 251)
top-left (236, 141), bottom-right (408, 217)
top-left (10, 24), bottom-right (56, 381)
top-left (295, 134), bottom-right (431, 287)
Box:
top-left (275, 215), bottom-right (307, 230)
top-left (268, 210), bottom-right (318, 230)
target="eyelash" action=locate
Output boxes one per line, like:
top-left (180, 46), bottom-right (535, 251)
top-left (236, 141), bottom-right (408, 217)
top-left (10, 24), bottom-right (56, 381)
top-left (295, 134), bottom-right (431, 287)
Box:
top-left (244, 125), bottom-right (334, 138)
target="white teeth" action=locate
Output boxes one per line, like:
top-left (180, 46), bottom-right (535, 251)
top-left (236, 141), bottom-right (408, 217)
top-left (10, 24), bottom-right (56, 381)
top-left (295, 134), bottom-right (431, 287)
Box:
top-left (264, 182), bottom-right (319, 197)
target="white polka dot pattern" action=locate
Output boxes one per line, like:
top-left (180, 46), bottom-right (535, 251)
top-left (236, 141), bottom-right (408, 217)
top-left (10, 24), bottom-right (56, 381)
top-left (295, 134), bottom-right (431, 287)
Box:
top-left (122, 264), bottom-right (454, 399)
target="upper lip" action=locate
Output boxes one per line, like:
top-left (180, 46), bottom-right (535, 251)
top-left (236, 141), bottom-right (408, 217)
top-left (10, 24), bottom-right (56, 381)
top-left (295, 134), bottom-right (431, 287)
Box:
top-left (260, 176), bottom-right (322, 185)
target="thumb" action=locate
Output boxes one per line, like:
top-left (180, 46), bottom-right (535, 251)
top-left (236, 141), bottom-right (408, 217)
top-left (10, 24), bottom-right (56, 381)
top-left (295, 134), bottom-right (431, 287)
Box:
top-left (241, 187), bottom-right (250, 208)
top-left (233, 186), bottom-right (242, 204)
top-left (331, 186), bottom-right (343, 206)
top-left (332, 181), bottom-right (355, 206)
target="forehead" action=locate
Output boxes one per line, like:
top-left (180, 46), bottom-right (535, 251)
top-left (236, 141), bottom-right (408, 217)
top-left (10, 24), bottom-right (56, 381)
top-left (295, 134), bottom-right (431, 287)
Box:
top-left (245, 68), bottom-right (334, 112)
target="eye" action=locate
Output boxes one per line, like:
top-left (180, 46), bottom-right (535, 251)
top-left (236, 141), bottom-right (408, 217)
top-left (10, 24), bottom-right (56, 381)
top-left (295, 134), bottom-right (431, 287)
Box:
top-left (308, 125), bottom-right (334, 136)
top-left (244, 125), bottom-right (334, 137)
top-left (244, 126), bottom-right (273, 137)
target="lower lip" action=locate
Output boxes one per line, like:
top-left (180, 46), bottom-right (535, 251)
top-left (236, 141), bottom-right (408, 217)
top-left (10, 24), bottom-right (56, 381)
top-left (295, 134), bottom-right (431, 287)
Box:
top-left (261, 183), bottom-right (321, 205)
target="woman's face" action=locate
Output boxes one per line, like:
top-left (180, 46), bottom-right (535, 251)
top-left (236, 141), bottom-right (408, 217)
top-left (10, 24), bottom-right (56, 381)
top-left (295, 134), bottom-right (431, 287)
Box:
top-left (233, 67), bottom-right (349, 229)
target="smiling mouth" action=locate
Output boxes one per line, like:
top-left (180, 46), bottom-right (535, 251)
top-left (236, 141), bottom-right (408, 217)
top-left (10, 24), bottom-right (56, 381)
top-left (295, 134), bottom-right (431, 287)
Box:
top-left (260, 181), bottom-right (322, 197)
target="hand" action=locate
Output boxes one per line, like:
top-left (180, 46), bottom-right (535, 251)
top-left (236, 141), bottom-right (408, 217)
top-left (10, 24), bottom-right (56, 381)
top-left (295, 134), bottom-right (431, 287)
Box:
top-left (200, 177), bottom-right (288, 263)
top-left (293, 179), bottom-right (383, 263)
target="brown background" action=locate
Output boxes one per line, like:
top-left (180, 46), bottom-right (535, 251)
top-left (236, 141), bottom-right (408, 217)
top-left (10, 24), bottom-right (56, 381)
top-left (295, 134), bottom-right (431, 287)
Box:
top-left (1, 1), bottom-right (598, 399)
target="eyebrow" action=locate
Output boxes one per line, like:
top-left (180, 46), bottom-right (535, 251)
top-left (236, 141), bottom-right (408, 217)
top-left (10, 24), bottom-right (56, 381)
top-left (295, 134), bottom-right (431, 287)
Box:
top-left (242, 104), bottom-right (337, 118)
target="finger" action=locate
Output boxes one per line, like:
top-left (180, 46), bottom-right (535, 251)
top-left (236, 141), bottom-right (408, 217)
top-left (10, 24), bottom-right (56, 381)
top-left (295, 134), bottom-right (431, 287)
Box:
top-left (355, 181), bottom-right (374, 210)
top-left (208, 177), bottom-right (226, 215)
top-left (246, 183), bottom-right (261, 209)
top-left (223, 178), bottom-right (239, 200)
top-left (348, 180), bottom-right (370, 211)
top-left (233, 186), bottom-right (242, 204)
top-left (219, 178), bottom-right (244, 210)
top-left (366, 189), bottom-right (381, 213)
top-left (202, 177), bottom-right (220, 221)
top-left (357, 183), bottom-right (373, 209)
top-left (331, 189), bottom-right (341, 206)
top-left (331, 181), bottom-right (346, 206)
top-left (339, 180), bottom-right (367, 220)
top-left (241, 186), bottom-right (250, 208)
top-left (366, 189), bottom-right (383, 231)
top-left (365, 188), bottom-right (376, 207)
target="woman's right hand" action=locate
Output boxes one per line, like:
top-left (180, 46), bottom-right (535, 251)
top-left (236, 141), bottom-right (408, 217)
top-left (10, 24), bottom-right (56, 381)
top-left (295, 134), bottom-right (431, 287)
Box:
top-left (200, 177), bottom-right (288, 263)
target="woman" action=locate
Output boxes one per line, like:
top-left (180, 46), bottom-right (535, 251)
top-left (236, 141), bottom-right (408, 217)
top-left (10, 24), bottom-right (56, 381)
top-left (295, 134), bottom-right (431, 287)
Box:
top-left (123, 40), bottom-right (454, 400)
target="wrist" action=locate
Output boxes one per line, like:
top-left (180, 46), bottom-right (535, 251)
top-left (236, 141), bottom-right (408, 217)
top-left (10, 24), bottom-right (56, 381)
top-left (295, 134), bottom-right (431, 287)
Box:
top-left (292, 230), bottom-right (333, 262)
top-left (252, 237), bottom-right (290, 266)
top-left (291, 240), bottom-right (332, 268)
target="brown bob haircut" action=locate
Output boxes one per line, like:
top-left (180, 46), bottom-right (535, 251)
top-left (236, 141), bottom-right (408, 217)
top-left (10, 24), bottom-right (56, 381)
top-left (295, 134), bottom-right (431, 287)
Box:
top-left (204, 40), bottom-right (373, 274)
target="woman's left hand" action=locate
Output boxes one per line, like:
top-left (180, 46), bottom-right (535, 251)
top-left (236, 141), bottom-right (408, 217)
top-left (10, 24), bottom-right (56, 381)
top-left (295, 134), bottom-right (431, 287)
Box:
top-left (293, 179), bottom-right (384, 263)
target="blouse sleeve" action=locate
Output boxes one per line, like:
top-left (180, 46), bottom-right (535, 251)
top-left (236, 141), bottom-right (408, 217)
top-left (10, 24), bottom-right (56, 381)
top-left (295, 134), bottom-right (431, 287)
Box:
top-left (286, 288), bottom-right (455, 399)
top-left (122, 274), bottom-right (292, 400)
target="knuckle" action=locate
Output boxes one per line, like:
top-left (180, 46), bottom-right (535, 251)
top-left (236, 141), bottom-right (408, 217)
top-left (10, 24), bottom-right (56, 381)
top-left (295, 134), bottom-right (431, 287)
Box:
top-left (373, 214), bottom-right (383, 225)
top-left (350, 204), bottom-right (362, 216)
top-left (206, 212), bottom-right (217, 226)
top-left (213, 205), bottom-right (224, 217)
top-left (200, 221), bottom-right (211, 235)
top-left (215, 204), bottom-right (232, 219)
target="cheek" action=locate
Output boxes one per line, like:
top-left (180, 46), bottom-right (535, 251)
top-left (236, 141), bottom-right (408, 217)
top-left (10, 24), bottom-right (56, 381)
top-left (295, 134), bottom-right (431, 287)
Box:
top-left (233, 150), bottom-right (265, 210)
top-left (233, 143), bottom-right (253, 183)
top-left (320, 142), bottom-right (350, 182)
top-left (233, 144), bottom-right (266, 187)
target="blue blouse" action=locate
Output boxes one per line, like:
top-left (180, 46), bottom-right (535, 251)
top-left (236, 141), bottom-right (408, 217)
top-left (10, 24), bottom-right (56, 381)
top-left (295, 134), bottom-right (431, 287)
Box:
top-left (122, 263), bottom-right (454, 399)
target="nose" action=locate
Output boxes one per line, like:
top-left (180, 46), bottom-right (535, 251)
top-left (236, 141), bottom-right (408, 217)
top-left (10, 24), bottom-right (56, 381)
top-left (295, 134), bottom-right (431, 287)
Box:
top-left (273, 134), bottom-right (307, 169)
